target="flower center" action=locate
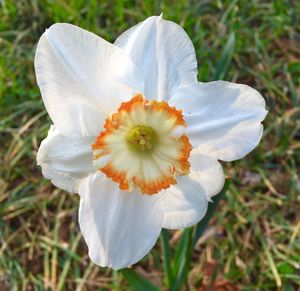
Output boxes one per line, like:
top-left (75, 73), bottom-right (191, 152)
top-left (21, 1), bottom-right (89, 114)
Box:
top-left (126, 125), bottom-right (158, 152)
top-left (92, 94), bottom-right (192, 195)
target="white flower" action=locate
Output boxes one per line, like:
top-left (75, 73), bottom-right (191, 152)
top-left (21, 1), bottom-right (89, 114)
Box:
top-left (35, 15), bottom-right (267, 269)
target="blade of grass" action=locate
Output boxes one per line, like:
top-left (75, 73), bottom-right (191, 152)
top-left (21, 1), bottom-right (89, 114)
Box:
top-left (120, 268), bottom-right (160, 291)
top-left (51, 195), bottom-right (66, 290)
top-left (263, 240), bottom-right (282, 288)
top-left (56, 233), bottom-right (82, 291)
top-left (75, 261), bottom-right (94, 291)
top-left (214, 32), bottom-right (235, 80)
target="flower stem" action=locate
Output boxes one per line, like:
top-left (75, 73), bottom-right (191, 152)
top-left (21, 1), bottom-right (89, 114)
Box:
top-left (160, 229), bottom-right (173, 288)
top-left (171, 179), bottom-right (230, 290)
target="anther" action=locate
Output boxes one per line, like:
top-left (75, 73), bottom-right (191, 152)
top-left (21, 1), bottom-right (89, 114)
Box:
top-left (126, 125), bottom-right (157, 153)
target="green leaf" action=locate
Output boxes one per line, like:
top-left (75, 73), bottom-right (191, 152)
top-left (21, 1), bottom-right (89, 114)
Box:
top-left (214, 32), bottom-right (236, 80)
top-left (171, 228), bottom-right (193, 291)
top-left (120, 268), bottom-right (160, 291)
top-left (172, 228), bottom-right (191, 278)
top-left (170, 180), bottom-right (230, 290)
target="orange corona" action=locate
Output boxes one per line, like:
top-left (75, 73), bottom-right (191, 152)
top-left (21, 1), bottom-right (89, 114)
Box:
top-left (92, 94), bottom-right (192, 195)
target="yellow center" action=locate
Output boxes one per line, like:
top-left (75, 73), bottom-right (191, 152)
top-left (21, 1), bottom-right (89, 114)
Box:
top-left (126, 125), bottom-right (158, 152)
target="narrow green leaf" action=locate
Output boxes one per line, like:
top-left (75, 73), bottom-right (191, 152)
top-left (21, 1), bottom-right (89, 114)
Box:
top-left (172, 228), bottom-right (191, 278)
top-left (120, 268), bottom-right (160, 291)
top-left (214, 33), bottom-right (236, 80)
top-left (171, 228), bottom-right (193, 291)
top-left (160, 229), bottom-right (173, 288)
top-left (171, 180), bottom-right (231, 290)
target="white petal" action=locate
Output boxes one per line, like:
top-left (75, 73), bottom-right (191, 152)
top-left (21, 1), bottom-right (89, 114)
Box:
top-left (78, 173), bottom-right (163, 269)
top-left (160, 175), bottom-right (208, 230)
top-left (37, 125), bottom-right (94, 193)
top-left (170, 81), bottom-right (267, 161)
top-left (189, 148), bottom-right (225, 198)
top-left (115, 15), bottom-right (197, 101)
top-left (35, 23), bottom-right (144, 138)
top-left (160, 148), bottom-right (224, 229)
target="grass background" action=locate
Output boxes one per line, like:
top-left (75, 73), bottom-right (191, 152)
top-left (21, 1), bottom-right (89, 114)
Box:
top-left (0, 0), bottom-right (299, 290)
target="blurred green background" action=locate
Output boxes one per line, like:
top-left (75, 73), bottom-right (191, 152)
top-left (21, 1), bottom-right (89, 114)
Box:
top-left (0, 0), bottom-right (299, 290)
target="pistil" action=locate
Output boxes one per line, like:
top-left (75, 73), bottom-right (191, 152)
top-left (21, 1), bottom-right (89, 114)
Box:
top-left (126, 125), bottom-right (158, 152)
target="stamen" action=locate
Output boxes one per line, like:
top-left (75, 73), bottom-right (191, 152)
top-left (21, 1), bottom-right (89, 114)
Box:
top-left (126, 125), bottom-right (158, 153)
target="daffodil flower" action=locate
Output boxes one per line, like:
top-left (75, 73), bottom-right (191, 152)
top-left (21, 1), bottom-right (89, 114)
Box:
top-left (35, 15), bottom-right (267, 269)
